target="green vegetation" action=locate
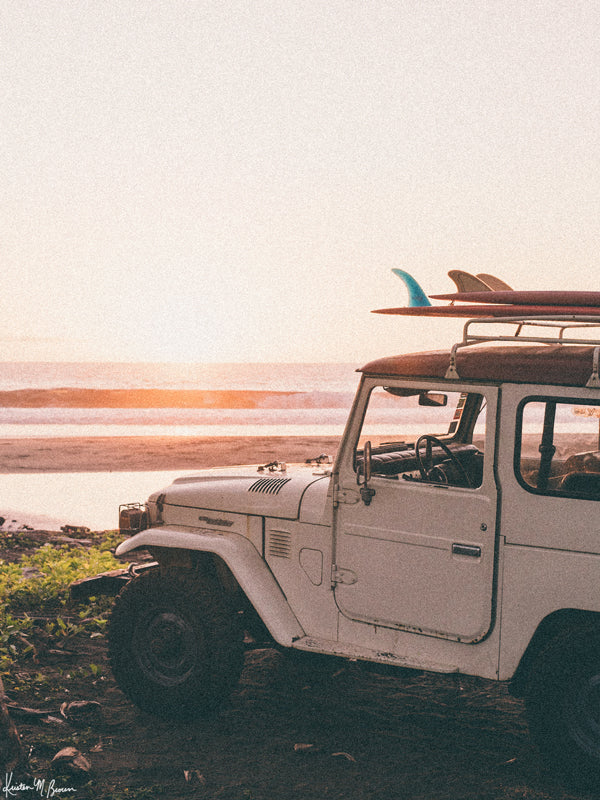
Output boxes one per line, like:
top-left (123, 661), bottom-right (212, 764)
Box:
top-left (0, 530), bottom-right (183, 798)
top-left (0, 530), bottom-right (121, 673)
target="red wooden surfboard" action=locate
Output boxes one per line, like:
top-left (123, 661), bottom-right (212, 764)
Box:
top-left (430, 290), bottom-right (600, 307)
top-left (372, 304), bottom-right (600, 318)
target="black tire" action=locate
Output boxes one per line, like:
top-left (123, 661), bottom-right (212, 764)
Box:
top-left (525, 627), bottom-right (600, 789)
top-left (108, 570), bottom-right (244, 720)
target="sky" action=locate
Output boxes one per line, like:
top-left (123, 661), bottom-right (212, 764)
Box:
top-left (2, 0), bottom-right (600, 363)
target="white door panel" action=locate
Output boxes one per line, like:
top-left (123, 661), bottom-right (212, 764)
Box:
top-left (334, 382), bottom-right (498, 643)
top-left (335, 487), bottom-right (495, 640)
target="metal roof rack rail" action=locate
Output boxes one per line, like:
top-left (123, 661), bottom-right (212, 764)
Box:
top-left (444, 314), bottom-right (600, 387)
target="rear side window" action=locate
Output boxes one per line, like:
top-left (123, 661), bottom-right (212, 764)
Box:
top-left (516, 398), bottom-right (600, 499)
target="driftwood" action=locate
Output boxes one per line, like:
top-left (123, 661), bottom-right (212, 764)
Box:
top-left (0, 676), bottom-right (22, 773)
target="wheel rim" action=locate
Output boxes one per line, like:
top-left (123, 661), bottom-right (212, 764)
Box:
top-left (566, 671), bottom-right (600, 755)
top-left (133, 608), bottom-right (204, 687)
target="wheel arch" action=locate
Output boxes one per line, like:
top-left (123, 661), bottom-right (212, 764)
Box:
top-left (510, 608), bottom-right (600, 697)
top-left (115, 526), bottom-right (305, 647)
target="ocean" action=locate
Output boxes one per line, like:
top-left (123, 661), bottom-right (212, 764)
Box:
top-left (0, 362), bottom-right (359, 528)
top-left (0, 362), bottom-right (359, 438)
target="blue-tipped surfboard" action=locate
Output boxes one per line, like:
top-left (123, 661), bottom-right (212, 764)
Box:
top-left (377, 272), bottom-right (600, 317)
top-left (373, 303), bottom-right (600, 317)
top-left (392, 269), bottom-right (431, 307)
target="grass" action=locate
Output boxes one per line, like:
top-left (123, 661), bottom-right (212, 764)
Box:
top-left (0, 530), bottom-right (122, 673)
top-left (0, 529), bottom-right (210, 799)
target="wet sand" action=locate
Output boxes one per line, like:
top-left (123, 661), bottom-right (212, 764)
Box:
top-left (0, 435), bottom-right (342, 473)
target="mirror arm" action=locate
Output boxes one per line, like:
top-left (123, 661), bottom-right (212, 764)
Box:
top-left (358, 440), bottom-right (376, 506)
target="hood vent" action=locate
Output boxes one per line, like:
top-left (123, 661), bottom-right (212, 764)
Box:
top-left (248, 477), bottom-right (292, 495)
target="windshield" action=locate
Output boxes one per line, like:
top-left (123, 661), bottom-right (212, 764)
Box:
top-left (355, 387), bottom-right (486, 489)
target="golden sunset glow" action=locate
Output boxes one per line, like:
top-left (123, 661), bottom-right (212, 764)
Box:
top-left (3, 2), bottom-right (600, 364)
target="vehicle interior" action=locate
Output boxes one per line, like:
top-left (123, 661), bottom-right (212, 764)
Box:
top-left (518, 399), bottom-right (600, 499)
top-left (355, 388), bottom-right (486, 489)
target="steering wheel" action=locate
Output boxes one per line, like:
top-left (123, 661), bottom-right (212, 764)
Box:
top-left (415, 434), bottom-right (473, 488)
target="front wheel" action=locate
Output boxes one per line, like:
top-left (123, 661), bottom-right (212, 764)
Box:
top-left (525, 629), bottom-right (600, 789)
top-left (108, 571), bottom-right (244, 720)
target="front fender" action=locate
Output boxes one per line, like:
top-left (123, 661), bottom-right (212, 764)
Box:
top-left (115, 526), bottom-right (305, 647)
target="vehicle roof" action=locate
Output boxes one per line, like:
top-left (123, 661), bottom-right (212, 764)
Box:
top-left (359, 345), bottom-right (600, 387)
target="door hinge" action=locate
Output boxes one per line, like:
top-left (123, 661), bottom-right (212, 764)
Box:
top-left (331, 566), bottom-right (358, 585)
top-left (334, 486), bottom-right (360, 506)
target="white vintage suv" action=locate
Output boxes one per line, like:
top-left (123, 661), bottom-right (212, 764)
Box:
top-left (109, 318), bottom-right (600, 789)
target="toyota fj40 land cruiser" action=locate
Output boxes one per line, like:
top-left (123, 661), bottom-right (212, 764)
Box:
top-left (105, 317), bottom-right (600, 788)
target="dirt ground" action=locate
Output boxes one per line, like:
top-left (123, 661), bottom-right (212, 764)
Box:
top-left (2, 540), bottom-right (596, 800)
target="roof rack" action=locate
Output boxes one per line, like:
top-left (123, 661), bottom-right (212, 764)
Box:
top-left (445, 315), bottom-right (600, 388)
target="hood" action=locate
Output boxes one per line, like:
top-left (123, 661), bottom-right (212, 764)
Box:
top-left (148, 463), bottom-right (331, 521)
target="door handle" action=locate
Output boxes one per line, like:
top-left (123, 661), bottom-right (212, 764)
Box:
top-left (452, 543), bottom-right (481, 558)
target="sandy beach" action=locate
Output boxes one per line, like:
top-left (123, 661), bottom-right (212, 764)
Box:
top-left (0, 435), bottom-right (342, 473)
top-left (1, 432), bottom-right (593, 473)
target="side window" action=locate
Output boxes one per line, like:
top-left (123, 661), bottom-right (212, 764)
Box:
top-left (517, 399), bottom-right (600, 499)
top-left (355, 388), bottom-right (486, 489)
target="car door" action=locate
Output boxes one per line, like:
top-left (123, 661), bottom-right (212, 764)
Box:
top-left (333, 380), bottom-right (499, 643)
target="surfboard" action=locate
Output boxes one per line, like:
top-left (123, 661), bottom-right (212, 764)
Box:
top-left (448, 270), bottom-right (494, 292)
top-left (391, 269), bottom-right (431, 306)
top-left (430, 290), bottom-right (600, 307)
top-left (372, 304), bottom-right (600, 318)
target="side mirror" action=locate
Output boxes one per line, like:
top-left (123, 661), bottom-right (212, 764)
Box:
top-left (357, 440), bottom-right (376, 506)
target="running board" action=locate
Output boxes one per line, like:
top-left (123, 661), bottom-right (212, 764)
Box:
top-left (291, 636), bottom-right (458, 675)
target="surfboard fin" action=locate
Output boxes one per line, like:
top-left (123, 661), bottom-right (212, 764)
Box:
top-left (391, 269), bottom-right (431, 307)
top-left (448, 270), bottom-right (493, 293)
top-left (476, 273), bottom-right (513, 291)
